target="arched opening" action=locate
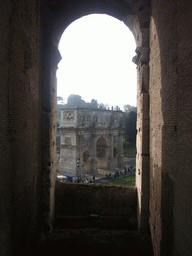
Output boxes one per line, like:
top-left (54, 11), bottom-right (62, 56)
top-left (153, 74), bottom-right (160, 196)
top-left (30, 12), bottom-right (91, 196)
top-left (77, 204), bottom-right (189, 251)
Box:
top-left (57, 13), bottom-right (137, 180)
top-left (96, 137), bottom-right (107, 159)
top-left (113, 147), bottom-right (118, 159)
top-left (96, 136), bottom-right (108, 169)
top-left (57, 14), bottom-right (137, 110)
top-left (41, 0), bottom-right (150, 235)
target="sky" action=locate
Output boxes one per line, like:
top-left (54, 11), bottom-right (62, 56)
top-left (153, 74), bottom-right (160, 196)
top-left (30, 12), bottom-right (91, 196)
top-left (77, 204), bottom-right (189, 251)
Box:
top-left (57, 14), bottom-right (137, 111)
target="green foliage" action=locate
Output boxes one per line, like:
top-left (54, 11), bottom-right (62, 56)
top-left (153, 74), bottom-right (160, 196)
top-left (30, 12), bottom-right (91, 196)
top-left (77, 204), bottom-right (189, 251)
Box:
top-left (67, 94), bottom-right (84, 107)
top-left (57, 96), bottom-right (64, 104)
top-left (56, 134), bottom-right (60, 142)
top-left (61, 94), bottom-right (110, 110)
top-left (123, 146), bottom-right (136, 157)
top-left (98, 103), bottom-right (109, 110)
top-left (65, 94), bottom-right (100, 109)
top-left (124, 111), bottom-right (137, 145)
top-left (123, 104), bottom-right (137, 113)
top-left (91, 99), bottom-right (98, 109)
top-left (107, 175), bottom-right (135, 186)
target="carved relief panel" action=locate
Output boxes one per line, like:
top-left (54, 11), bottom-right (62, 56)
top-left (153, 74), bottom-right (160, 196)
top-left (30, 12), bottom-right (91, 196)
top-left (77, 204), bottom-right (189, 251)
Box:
top-left (64, 137), bottom-right (71, 146)
top-left (61, 135), bottom-right (71, 146)
top-left (63, 111), bottom-right (74, 121)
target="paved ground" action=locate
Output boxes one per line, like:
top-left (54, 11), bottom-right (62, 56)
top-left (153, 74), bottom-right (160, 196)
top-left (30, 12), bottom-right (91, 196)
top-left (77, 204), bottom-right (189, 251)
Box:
top-left (87, 156), bottom-right (136, 184)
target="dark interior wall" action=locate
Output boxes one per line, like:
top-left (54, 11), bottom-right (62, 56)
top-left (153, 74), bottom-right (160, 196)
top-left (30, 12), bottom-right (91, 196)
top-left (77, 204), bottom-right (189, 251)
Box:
top-left (55, 182), bottom-right (137, 218)
top-left (0, 2), bottom-right (13, 254)
top-left (1, 1), bottom-right (192, 255)
top-left (174, 1), bottom-right (192, 255)
top-left (0, 0), bottom-right (42, 255)
top-left (150, 0), bottom-right (192, 255)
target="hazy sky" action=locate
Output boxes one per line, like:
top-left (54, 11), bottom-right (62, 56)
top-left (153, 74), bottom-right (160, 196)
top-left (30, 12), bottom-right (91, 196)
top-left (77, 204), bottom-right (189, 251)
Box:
top-left (57, 14), bottom-right (137, 110)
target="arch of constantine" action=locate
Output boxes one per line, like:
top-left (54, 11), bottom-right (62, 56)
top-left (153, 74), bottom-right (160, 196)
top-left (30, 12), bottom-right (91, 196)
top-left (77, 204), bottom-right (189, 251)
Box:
top-left (1, 0), bottom-right (192, 255)
top-left (59, 108), bottom-right (124, 177)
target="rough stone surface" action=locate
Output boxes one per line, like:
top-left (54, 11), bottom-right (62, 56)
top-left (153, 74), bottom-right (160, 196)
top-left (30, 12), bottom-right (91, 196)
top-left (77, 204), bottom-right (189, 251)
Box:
top-left (0, 0), bottom-right (192, 255)
top-left (0, 0), bottom-right (42, 255)
top-left (55, 182), bottom-right (137, 218)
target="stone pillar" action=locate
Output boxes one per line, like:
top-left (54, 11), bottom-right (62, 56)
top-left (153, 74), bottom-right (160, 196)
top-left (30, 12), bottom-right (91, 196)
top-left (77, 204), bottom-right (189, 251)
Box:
top-left (91, 132), bottom-right (97, 175)
top-left (133, 29), bottom-right (150, 232)
top-left (42, 43), bottom-right (61, 233)
top-left (118, 131), bottom-right (124, 171)
top-left (76, 135), bottom-right (81, 178)
top-left (78, 134), bottom-right (85, 178)
top-left (107, 133), bottom-right (114, 170)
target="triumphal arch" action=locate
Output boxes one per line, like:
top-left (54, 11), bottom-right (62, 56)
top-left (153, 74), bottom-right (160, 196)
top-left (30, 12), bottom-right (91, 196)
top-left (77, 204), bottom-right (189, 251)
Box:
top-left (1, 0), bottom-right (192, 255)
top-left (59, 108), bottom-right (124, 177)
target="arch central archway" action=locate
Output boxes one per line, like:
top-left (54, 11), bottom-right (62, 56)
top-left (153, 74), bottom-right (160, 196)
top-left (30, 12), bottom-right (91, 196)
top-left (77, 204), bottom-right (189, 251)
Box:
top-left (41, 0), bottom-right (150, 234)
top-left (96, 137), bottom-right (107, 159)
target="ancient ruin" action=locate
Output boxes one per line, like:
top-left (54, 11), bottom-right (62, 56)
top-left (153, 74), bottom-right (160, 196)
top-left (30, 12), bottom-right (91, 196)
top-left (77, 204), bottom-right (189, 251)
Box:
top-left (1, 0), bottom-right (192, 255)
top-left (59, 108), bottom-right (124, 178)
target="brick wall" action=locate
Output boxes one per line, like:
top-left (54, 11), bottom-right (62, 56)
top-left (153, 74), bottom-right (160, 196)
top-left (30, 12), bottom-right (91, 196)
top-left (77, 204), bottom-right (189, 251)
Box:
top-left (174, 1), bottom-right (192, 255)
top-left (0, 1), bottom-right (13, 255)
top-left (55, 182), bottom-right (137, 218)
top-left (0, 0), bottom-right (42, 255)
top-left (1, 1), bottom-right (192, 255)
top-left (149, 0), bottom-right (192, 255)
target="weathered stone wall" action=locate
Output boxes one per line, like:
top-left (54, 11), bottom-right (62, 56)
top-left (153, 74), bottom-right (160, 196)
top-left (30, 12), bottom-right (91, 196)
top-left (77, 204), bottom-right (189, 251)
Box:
top-left (55, 182), bottom-right (137, 218)
top-left (1, 1), bottom-right (192, 256)
top-left (149, 0), bottom-right (192, 255)
top-left (0, 0), bottom-right (42, 255)
top-left (149, 13), bottom-right (163, 256)
top-left (175, 2), bottom-right (192, 255)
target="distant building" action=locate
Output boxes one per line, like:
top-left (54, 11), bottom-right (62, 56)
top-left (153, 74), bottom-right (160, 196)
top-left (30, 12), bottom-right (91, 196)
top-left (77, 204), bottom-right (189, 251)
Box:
top-left (59, 107), bottom-right (124, 177)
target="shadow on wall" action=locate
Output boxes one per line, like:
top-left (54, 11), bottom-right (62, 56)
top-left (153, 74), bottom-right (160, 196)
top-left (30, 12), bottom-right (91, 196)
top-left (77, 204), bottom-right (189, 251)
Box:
top-left (55, 182), bottom-right (137, 218)
top-left (150, 10), bottom-right (176, 255)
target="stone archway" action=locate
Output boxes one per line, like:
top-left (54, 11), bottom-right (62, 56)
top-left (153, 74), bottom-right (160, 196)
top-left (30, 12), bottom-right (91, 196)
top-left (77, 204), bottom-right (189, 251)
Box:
top-left (113, 147), bottom-right (118, 159)
top-left (41, 0), bottom-right (150, 233)
top-left (96, 137), bottom-right (107, 158)
top-left (96, 137), bottom-right (108, 169)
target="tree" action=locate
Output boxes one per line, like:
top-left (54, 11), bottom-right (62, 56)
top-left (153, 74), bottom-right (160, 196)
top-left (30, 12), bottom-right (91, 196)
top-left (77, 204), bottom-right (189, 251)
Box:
top-left (114, 105), bottom-right (121, 111)
top-left (90, 99), bottom-right (98, 109)
top-left (67, 94), bottom-right (85, 107)
top-left (57, 96), bottom-right (64, 104)
top-left (124, 111), bottom-right (137, 145)
top-left (123, 104), bottom-right (137, 113)
top-left (98, 103), bottom-right (108, 110)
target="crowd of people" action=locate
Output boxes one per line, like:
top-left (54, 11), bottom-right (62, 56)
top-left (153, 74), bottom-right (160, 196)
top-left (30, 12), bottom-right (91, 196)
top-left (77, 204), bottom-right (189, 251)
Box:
top-left (105, 166), bottom-right (135, 180)
top-left (58, 165), bottom-right (135, 184)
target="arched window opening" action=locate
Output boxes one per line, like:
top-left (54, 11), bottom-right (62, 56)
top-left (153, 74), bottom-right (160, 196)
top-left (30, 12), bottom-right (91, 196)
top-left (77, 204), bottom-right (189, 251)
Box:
top-left (57, 14), bottom-right (136, 111)
top-left (56, 13), bottom-right (137, 184)
top-left (113, 147), bottom-right (117, 158)
top-left (96, 137), bottom-right (107, 159)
